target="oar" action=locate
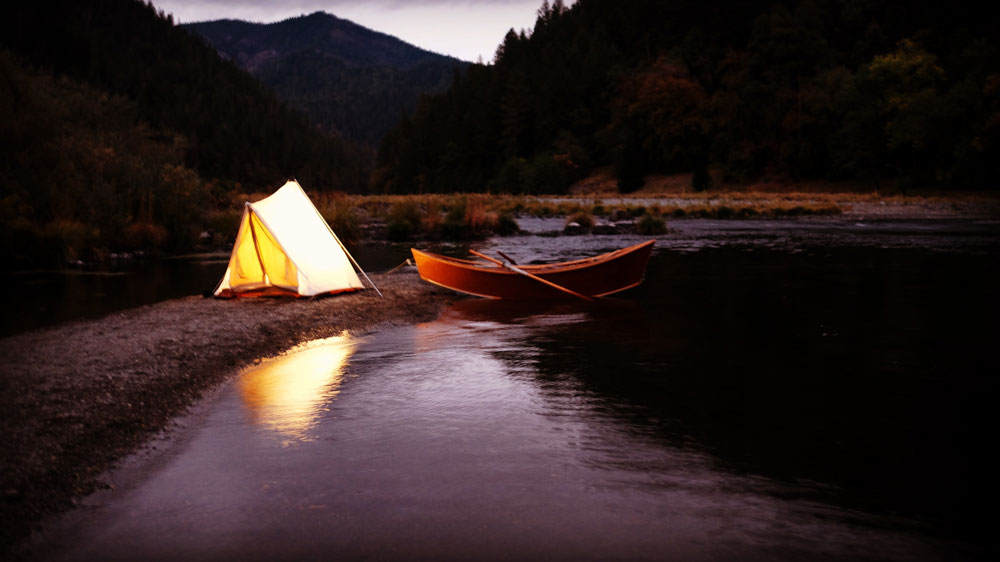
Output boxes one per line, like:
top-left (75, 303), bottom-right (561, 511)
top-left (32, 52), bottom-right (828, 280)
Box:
top-left (496, 251), bottom-right (517, 265)
top-left (469, 249), bottom-right (594, 301)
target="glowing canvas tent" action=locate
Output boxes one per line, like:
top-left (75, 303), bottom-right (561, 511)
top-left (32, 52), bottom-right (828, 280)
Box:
top-left (214, 180), bottom-right (376, 298)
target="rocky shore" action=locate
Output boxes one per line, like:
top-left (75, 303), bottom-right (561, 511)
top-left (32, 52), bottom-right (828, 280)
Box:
top-left (0, 270), bottom-right (456, 554)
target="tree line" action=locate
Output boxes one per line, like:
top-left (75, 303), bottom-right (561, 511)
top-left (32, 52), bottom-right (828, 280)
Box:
top-left (2, 0), bottom-right (998, 267)
top-left (375, 0), bottom-right (1000, 194)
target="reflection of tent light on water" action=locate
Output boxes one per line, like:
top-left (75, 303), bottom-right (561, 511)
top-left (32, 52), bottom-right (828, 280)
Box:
top-left (239, 335), bottom-right (356, 442)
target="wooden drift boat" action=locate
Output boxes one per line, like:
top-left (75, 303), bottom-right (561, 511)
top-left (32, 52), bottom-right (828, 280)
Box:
top-left (411, 240), bottom-right (655, 299)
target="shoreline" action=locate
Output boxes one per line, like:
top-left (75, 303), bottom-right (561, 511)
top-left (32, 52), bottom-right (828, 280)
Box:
top-left (547, 192), bottom-right (1000, 220)
top-left (0, 271), bottom-right (456, 555)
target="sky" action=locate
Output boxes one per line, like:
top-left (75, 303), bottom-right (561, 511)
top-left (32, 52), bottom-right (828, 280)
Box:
top-left (152, 0), bottom-right (559, 62)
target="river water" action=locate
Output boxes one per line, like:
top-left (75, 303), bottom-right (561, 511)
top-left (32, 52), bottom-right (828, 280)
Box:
top-left (24, 218), bottom-right (1000, 560)
top-left (3, 217), bottom-right (995, 336)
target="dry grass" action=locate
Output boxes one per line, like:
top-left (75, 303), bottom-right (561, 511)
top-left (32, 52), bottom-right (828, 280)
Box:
top-left (224, 178), bottom-right (999, 242)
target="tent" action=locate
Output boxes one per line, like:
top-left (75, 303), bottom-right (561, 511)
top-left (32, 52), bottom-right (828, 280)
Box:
top-left (214, 180), bottom-right (377, 298)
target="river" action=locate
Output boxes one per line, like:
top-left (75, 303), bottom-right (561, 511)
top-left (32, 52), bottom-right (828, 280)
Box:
top-left (27, 217), bottom-right (998, 561)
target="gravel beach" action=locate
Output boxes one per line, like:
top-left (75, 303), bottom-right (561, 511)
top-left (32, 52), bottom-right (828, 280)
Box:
top-left (0, 270), bottom-right (455, 554)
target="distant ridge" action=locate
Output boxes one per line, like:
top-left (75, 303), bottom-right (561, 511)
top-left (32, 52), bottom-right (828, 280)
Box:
top-left (189, 11), bottom-right (460, 70)
top-left (185, 12), bottom-right (468, 146)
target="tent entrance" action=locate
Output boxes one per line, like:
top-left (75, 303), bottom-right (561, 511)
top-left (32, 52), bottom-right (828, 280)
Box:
top-left (246, 211), bottom-right (300, 292)
top-left (220, 209), bottom-right (301, 296)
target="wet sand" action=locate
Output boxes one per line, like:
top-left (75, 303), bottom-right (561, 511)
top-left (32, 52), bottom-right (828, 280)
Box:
top-left (0, 270), bottom-right (455, 555)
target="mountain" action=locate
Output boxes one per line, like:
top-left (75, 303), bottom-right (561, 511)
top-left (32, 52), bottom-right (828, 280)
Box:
top-left (374, 0), bottom-right (1000, 194)
top-left (185, 12), bottom-right (469, 146)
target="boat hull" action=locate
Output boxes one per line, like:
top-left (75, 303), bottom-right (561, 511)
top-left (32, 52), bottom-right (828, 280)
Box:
top-left (411, 240), bottom-right (655, 299)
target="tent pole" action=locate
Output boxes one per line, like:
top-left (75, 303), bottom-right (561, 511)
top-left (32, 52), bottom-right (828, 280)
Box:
top-left (246, 206), bottom-right (270, 286)
top-left (331, 229), bottom-right (383, 297)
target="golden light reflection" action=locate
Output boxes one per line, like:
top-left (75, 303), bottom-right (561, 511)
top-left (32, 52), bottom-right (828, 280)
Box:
top-left (238, 335), bottom-right (356, 442)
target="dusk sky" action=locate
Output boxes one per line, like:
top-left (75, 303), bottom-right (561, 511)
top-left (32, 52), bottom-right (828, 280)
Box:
top-left (153, 0), bottom-right (561, 62)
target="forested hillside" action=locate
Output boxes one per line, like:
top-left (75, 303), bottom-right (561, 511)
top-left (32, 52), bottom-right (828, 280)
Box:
top-left (0, 0), bottom-right (370, 267)
top-left (2, 0), bottom-right (369, 191)
top-left (186, 12), bottom-right (467, 146)
top-left (375, 0), bottom-right (1000, 194)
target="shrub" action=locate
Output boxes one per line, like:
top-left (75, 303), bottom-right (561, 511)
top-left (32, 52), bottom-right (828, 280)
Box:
top-left (464, 196), bottom-right (492, 233)
top-left (42, 220), bottom-right (100, 261)
top-left (523, 153), bottom-right (569, 194)
top-left (636, 212), bottom-right (668, 235)
top-left (497, 157), bottom-right (527, 193)
top-left (421, 207), bottom-right (443, 234)
top-left (495, 213), bottom-right (521, 236)
top-left (386, 201), bottom-right (422, 241)
top-left (325, 205), bottom-right (361, 243)
top-left (204, 209), bottom-right (242, 241)
top-left (441, 198), bottom-right (468, 240)
top-left (565, 212), bottom-right (595, 229)
top-left (316, 192), bottom-right (362, 242)
top-left (121, 221), bottom-right (168, 251)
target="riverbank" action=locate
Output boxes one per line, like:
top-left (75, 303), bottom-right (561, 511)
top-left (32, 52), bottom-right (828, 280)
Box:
top-left (12, 189), bottom-right (997, 271)
top-left (0, 270), bottom-right (456, 555)
top-left (306, 190), bottom-right (1000, 243)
